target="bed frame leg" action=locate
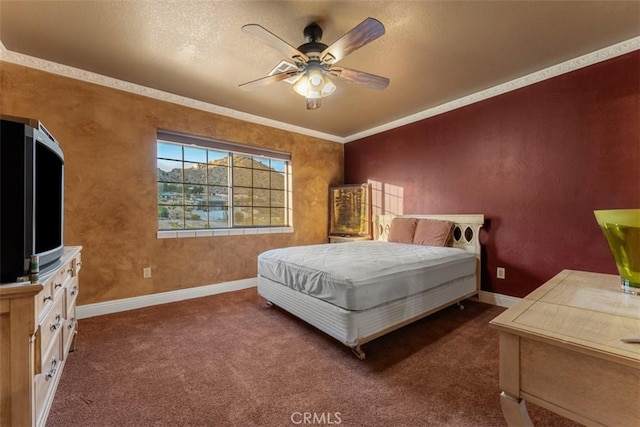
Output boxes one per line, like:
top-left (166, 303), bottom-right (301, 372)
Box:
top-left (456, 301), bottom-right (465, 310)
top-left (265, 300), bottom-right (274, 307)
top-left (351, 345), bottom-right (366, 360)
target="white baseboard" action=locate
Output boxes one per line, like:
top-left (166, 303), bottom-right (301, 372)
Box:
top-left (77, 279), bottom-right (519, 319)
top-left (76, 277), bottom-right (257, 319)
top-left (477, 290), bottom-right (521, 308)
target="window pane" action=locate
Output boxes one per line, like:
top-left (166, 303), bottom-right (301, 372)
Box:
top-left (158, 142), bottom-right (182, 160)
top-left (157, 160), bottom-right (183, 182)
top-left (208, 165), bottom-right (228, 186)
top-left (209, 186), bottom-right (229, 203)
top-left (184, 146), bottom-right (207, 163)
top-left (253, 207), bottom-right (271, 225)
top-left (253, 189), bottom-right (270, 207)
top-left (253, 169), bottom-right (270, 189)
top-left (232, 153), bottom-right (253, 168)
top-left (184, 162), bottom-right (206, 184)
top-left (185, 205), bottom-right (208, 229)
top-left (185, 184), bottom-right (205, 206)
top-left (209, 207), bottom-right (230, 228)
top-left (233, 187), bottom-right (252, 206)
top-left (158, 205), bottom-right (184, 230)
top-left (271, 171), bottom-right (285, 190)
top-left (233, 167), bottom-right (252, 187)
top-left (271, 190), bottom-right (285, 208)
top-left (271, 160), bottom-right (285, 172)
top-left (253, 156), bottom-right (270, 170)
top-left (158, 183), bottom-right (183, 205)
top-left (158, 209), bottom-right (184, 230)
top-left (208, 150), bottom-right (228, 164)
top-left (271, 208), bottom-right (286, 225)
top-left (233, 207), bottom-right (253, 226)
top-left (158, 206), bottom-right (175, 228)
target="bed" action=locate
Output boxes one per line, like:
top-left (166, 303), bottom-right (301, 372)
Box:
top-left (257, 214), bottom-right (484, 359)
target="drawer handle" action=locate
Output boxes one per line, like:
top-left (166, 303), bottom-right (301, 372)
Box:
top-left (69, 261), bottom-right (81, 276)
top-left (46, 357), bottom-right (58, 380)
top-left (54, 282), bottom-right (63, 289)
top-left (70, 286), bottom-right (77, 296)
top-left (68, 317), bottom-right (76, 329)
top-left (50, 314), bottom-right (62, 331)
top-left (43, 295), bottom-right (53, 303)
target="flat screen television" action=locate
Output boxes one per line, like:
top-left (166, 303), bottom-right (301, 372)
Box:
top-left (1, 116), bottom-right (64, 283)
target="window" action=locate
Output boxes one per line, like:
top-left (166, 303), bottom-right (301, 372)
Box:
top-left (157, 131), bottom-right (292, 231)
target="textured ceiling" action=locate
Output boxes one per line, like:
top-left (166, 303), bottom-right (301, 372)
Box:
top-left (1, 1), bottom-right (639, 139)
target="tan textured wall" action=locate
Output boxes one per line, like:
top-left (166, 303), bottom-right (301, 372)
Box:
top-left (1, 62), bottom-right (344, 304)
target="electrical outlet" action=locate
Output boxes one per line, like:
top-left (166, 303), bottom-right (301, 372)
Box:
top-left (497, 267), bottom-right (505, 279)
top-left (143, 267), bottom-right (152, 278)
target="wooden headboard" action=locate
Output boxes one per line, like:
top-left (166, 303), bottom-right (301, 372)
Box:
top-left (374, 214), bottom-right (483, 252)
top-left (373, 214), bottom-right (485, 289)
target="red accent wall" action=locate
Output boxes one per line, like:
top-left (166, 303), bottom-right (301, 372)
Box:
top-left (345, 51), bottom-right (640, 297)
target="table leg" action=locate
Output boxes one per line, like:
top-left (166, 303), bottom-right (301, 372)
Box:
top-left (500, 391), bottom-right (533, 427)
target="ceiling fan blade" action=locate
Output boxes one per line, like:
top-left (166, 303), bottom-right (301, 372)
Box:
top-left (320, 17), bottom-right (385, 64)
top-left (239, 70), bottom-right (302, 90)
top-left (329, 67), bottom-right (389, 90)
top-left (242, 24), bottom-right (309, 63)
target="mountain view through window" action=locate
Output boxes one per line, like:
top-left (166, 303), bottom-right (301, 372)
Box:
top-left (157, 139), bottom-right (291, 230)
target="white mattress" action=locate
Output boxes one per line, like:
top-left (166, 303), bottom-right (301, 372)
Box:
top-left (257, 241), bottom-right (476, 311)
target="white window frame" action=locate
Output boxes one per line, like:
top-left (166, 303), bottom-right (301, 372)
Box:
top-left (156, 130), bottom-right (293, 239)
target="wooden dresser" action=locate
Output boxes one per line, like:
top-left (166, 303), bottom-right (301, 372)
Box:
top-left (0, 246), bottom-right (82, 427)
top-left (490, 269), bottom-right (640, 426)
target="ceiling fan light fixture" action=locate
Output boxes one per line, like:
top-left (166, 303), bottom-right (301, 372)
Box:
top-left (306, 97), bottom-right (322, 110)
top-left (321, 79), bottom-right (336, 96)
top-left (293, 67), bottom-right (336, 109)
top-left (240, 18), bottom-right (388, 110)
top-left (309, 70), bottom-right (323, 87)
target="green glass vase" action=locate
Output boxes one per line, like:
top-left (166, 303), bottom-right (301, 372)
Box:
top-left (594, 209), bottom-right (640, 295)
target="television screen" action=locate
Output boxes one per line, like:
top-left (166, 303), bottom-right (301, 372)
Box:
top-left (35, 140), bottom-right (64, 254)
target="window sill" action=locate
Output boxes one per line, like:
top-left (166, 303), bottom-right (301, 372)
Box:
top-left (157, 227), bottom-right (294, 239)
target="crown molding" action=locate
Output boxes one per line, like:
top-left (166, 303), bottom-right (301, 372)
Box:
top-left (2, 36), bottom-right (639, 144)
top-left (343, 36), bottom-right (640, 142)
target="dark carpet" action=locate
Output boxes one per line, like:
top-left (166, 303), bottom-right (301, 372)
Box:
top-left (47, 288), bottom-right (576, 426)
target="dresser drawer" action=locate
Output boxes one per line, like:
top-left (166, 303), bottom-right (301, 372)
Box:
top-left (57, 258), bottom-right (75, 288)
top-left (51, 263), bottom-right (70, 291)
top-left (36, 281), bottom-right (54, 322)
top-left (65, 278), bottom-right (79, 317)
top-left (38, 293), bottom-right (64, 362)
top-left (36, 264), bottom-right (67, 322)
top-left (36, 254), bottom-right (78, 323)
top-left (63, 306), bottom-right (77, 356)
top-left (34, 330), bottom-right (63, 427)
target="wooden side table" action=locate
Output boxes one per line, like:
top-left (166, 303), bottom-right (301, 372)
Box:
top-left (328, 235), bottom-right (372, 243)
top-left (490, 269), bottom-right (640, 426)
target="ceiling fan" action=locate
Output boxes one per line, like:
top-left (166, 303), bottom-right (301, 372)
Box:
top-left (239, 17), bottom-right (390, 110)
